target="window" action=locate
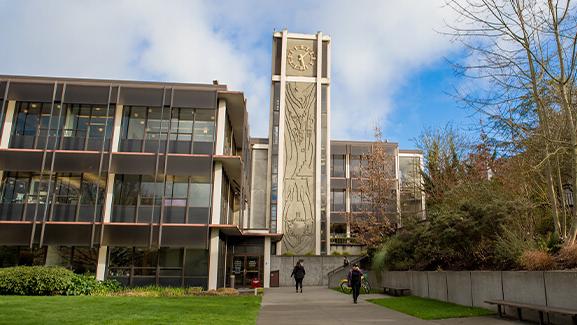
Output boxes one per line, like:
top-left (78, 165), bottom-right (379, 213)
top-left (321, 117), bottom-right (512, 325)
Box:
top-left (193, 109), bottom-right (215, 142)
top-left (351, 191), bottom-right (367, 212)
top-left (188, 183), bottom-right (211, 207)
top-left (170, 108), bottom-right (194, 141)
top-left (331, 154), bottom-right (345, 177)
top-left (0, 172), bottom-right (105, 222)
top-left (331, 189), bottom-right (345, 212)
top-left (62, 104), bottom-right (113, 145)
top-left (350, 155), bottom-right (361, 178)
top-left (124, 106), bottom-right (147, 140)
top-left (112, 174), bottom-right (211, 223)
top-left (10, 102), bottom-right (63, 149)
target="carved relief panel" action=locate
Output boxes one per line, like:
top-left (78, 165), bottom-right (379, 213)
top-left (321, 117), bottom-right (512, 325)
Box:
top-left (282, 82), bottom-right (316, 254)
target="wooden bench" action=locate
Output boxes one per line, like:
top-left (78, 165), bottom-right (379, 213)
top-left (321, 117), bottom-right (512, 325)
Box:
top-left (383, 286), bottom-right (410, 296)
top-left (485, 299), bottom-right (577, 325)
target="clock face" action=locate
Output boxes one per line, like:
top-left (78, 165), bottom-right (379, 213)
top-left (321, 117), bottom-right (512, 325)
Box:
top-left (287, 45), bottom-right (316, 72)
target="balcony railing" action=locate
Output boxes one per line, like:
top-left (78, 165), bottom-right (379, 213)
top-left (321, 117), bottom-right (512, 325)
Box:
top-left (10, 128), bottom-right (111, 151)
top-left (0, 202), bottom-right (103, 222)
top-left (330, 233), bottom-right (357, 245)
top-left (111, 205), bottom-right (210, 224)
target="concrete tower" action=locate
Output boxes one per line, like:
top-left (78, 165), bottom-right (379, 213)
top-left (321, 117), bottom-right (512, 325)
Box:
top-left (268, 30), bottom-right (331, 255)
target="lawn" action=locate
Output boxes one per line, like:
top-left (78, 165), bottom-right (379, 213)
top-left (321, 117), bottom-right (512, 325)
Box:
top-left (0, 295), bottom-right (261, 325)
top-left (367, 296), bottom-right (494, 320)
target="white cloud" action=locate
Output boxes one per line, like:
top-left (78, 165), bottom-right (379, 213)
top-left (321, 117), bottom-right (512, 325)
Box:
top-left (0, 0), bottom-right (460, 140)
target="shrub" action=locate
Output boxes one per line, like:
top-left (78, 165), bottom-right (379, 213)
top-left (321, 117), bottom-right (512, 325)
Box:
top-left (519, 250), bottom-right (556, 270)
top-left (202, 288), bottom-right (239, 296)
top-left (67, 274), bottom-right (101, 296)
top-left (112, 286), bottom-right (181, 297)
top-left (0, 266), bottom-right (76, 295)
top-left (494, 226), bottom-right (534, 270)
top-left (111, 286), bottom-right (211, 297)
top-left (0, 266), bottom-right (123, 296)
top-left (556, 245), bottom-right (577, 269)
top-left (184, 287), bottom-right (204, 295)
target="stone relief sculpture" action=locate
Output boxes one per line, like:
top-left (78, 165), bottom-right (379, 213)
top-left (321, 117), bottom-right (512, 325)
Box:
top-left (282, 82), bottom-right (316, 254)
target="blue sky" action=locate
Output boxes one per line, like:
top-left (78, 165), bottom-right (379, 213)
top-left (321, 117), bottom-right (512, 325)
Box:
top-left (0, 0), bottom-right (472, 149)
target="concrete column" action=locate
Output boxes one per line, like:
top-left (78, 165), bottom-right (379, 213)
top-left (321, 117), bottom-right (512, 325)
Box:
top-left (0, 100), bottom-right (16, 149)
top-left (111, 104), bottom-right (123, 152)
top-left (102, 173), bottom-right (115, 223)
top-left (45, 246), bottom-right (62, 266)
top-left (264, 237), bottom-right (271, 288)
top-left (314, 31), bottom-right (323, 256)
top-left (211, 163), bottom-right (223, 224)
top-left (95, 167), bottom-right (116, 280)
top-left (215, 100), bottom-right (226, 155)
top-left (325, 39), bottom-right (332, 255)
top-left (276, 30), bottom-right (288, 252)
top-left (208, 229), bottom-right (220, 290)
top-left (95, 246), bottom-right (107, 281)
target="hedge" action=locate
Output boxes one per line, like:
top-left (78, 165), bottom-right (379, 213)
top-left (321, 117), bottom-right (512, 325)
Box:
top-left (0, 266), bottom-right (120, 296)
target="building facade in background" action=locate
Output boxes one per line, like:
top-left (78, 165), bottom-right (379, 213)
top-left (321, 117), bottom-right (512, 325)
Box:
top-left (0, 30), bottom-right (424, 289)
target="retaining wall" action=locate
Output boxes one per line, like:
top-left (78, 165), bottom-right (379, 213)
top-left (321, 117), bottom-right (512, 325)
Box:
top-left (380, 271), bottom-right (577, 325)
top-left (270, 255), bottom-right (358, 287)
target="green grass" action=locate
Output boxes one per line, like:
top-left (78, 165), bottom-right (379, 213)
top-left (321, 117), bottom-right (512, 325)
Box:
top-left (331, 287), bottom-right (383, 294)
top-left (367, 296), bottom-right (494, 320)
top-left (0, 295), bottom-right (261, 325)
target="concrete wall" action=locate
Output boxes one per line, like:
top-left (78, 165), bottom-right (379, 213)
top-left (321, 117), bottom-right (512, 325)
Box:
top-left (381, 271), bottom-right (577, 325)
top-left (271, 255), bottom-right (357, 287)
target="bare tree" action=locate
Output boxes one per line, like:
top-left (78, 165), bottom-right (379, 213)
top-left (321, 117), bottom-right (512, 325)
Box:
top-left (445, 0), bottom-right (577, 243)
top-left (348, 128), bottom-right (398, 250)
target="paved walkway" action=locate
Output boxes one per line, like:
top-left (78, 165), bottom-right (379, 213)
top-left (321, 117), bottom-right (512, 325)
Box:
top-left (257, 287), bottom-right (521, 325)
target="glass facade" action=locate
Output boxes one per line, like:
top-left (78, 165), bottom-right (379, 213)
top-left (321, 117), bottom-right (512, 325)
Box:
top-left (269, 82), bottom-right (280, 232)
top-left (320, 84), bottom-right (328, 254)
top-left (120, 106), bottom-right (215, 154)
top-left (107, 247), bottom-right (208, 287)
top-left (112, 174), bottom-right (211, 224)
top-left (329, 143), bottom-right (424, 252)
top-left (399, 156), bottom-right (423, 218)
top-left (331, 154), bottom-right (345, 177)
top-left (0, 172), bottom-right (106, 222)
top-left (331, 189), bottom-right (345, 212)
top-left (10, 102), bottom-right (113, 150)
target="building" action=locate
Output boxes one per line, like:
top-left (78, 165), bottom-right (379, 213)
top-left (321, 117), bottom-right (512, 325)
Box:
top-left (0, 30), bottom-right (424, 289)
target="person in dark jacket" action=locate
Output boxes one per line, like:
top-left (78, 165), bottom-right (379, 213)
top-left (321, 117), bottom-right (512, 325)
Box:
top-left (290, 261), bottom-right (306, 293)
top-left (348, 263), bottom-right (363, 303)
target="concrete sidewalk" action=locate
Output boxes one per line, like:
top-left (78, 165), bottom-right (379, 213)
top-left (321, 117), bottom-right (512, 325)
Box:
top-left (257, 287), bottom-right (520, 325)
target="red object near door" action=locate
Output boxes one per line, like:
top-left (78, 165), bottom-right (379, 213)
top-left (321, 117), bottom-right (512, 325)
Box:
top-left (250, 278), bottom-right (261, 288)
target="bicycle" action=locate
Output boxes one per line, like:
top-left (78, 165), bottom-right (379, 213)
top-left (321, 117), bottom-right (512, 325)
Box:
top-left (339, 273), bottom-right (371, 294)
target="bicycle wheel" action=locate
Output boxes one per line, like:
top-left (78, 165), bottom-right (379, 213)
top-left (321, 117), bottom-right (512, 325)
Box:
top-left (340, 281), bottom-right (352, 294)
top-left (362, 279), bottom-right (371, 294)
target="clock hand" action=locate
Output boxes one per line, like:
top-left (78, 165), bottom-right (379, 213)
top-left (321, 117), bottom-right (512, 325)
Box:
top-left (298, 55), bottom-right (306, 67)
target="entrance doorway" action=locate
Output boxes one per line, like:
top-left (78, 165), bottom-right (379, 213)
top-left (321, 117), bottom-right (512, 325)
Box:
top-left (232, 255), bottom-right (260, 287)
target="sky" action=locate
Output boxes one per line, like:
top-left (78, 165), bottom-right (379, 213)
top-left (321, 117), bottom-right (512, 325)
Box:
top-left (0, 0), bottom-right (471, 149)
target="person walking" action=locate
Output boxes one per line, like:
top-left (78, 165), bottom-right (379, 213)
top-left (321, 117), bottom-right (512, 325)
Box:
top-left (343, 256), bottom-right (350, 267)
top-left (348, 263), bottom-right (363, 304)
top-left (290, 260), bottom-right (305, 293)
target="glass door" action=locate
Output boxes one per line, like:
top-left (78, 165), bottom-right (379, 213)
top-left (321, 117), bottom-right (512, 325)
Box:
top-left (245, 256), bottom-right (260, 287)
top-left (231, 255), bottom-right (261, 287)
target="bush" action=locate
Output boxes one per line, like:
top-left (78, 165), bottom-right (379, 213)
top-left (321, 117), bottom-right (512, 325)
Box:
top-left (0, 266), bottom-right (76, 295)
top-left (519, 250), bottom-right (556, 270)
top-left (0, 266), bottom-right (122, 296)
top-left (67, 274), bottom-right (101, 296)
top-left (202, 288), bottom-right (239, 296)
top-left (556, 245), bottom-right (577, 269)
top-left (494, 226), bottom-right (534, 270)
top-left (111, 286), bottom-right (217, 297)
